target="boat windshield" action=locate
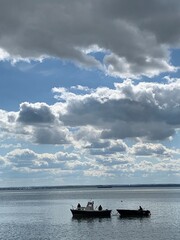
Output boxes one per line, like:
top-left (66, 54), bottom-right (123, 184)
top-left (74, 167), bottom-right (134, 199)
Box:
top-left (86, 201), bottom-right (94, 210)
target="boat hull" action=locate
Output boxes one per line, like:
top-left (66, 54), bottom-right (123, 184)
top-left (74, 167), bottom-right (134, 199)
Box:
top-left (71, 209), bottom-right (112, 218)
top-left (117, 209), bottom-right (151, 218)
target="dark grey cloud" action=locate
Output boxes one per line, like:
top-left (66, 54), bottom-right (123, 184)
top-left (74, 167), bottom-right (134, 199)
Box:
top-left (16, 102), bottom-right (70, 145)
top-left (85, 139), bottom-right (127, 155)
top-left (98, 0), bottom-right (180, 45)
top-left (101, 121), bottom-right (174, 140)
top-left (18, 102), bottom-right (55, 124)
top-left (0, 0), bottom-right (179, 77)
top-left (60, 97), bottom-right (176, 140)
top-left (34, 127), bottom-right (69, 145)
top-left (62, 98), bottom-right (167, 126)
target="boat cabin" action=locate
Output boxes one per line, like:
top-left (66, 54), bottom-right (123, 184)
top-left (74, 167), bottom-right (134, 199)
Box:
top-left (85, 201), bottom-right (94, 210)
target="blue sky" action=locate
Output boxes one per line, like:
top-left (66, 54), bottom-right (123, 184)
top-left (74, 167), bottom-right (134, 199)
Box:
top-left (0, 0), bottom-right (180, 187)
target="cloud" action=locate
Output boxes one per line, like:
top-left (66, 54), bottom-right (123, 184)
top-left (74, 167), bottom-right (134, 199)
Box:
top-left (131, 142), bottom-right (174, 158)
top-left (0, 155), bottom-right (10, 166)
top-left (84, 169), bottom-right (114, 177)
top-left (4, 148), bottom-right (80, 171)
top-left (0, 0), bottom-right (179, 78)
top-left (33, 126), bottom-right (70, 145)
top-left (6, 148), bottom-right (37, 168)
top-left (1, 145), bottom-right (180, 184)
top-left (1, 80), bottom-right (180, 146)
top-left (95, 155), bottom-right (131, 167)
top-left (130, 159), bottom-right (180, 175)
top-left (56, 152), bottom-right (79, 161)
top-left (86, 139), bottom-right (127, 155)
top-left (15, 102), bottom-right (72, 145)
top-left (57, 80), bottom-right (180, 140)
top-left (18, 102), bottom-right (55, 125)
top-left (1, 148), bottom-right (109, 180)
top-left (0, 143), bottom-right (21, 149)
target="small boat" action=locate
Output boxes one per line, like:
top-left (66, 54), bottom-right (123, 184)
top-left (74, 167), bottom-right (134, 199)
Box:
top-left (70, 201), bottom-right (112, 218)
top-left (117, 207), bottom-right (151, 218)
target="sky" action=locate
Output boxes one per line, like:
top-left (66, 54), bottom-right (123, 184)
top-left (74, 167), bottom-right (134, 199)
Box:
top-left (0, 0), bottom-right (180, 187)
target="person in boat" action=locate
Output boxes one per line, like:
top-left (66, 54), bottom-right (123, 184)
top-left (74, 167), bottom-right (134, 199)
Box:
top-left (98, 205), bottom-right (102, 211)
top-left (139, 206), bottom-right (143, 211)
top-left (77, 203), bottom-right (81, 209)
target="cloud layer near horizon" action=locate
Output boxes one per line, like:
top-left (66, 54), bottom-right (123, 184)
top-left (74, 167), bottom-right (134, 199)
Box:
top-left (1, 80), bottom-right (180, 185)
top-left (0, 0), bottom-right (180, 78)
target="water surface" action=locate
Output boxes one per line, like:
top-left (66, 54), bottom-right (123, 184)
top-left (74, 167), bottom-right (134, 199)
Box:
top-left (0, 187), bottom-right (179, 240)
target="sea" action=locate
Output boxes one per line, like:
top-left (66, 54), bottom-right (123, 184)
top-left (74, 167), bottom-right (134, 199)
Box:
top-left (0, 186), bottom-right (179, 240)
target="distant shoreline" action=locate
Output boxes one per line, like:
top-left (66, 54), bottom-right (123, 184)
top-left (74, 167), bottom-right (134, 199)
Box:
top-left (0, 183), bottom-right (180, 191)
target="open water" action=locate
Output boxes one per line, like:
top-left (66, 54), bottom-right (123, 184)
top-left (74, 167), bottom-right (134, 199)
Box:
top-left (0, 187), bottom-right (179, 240)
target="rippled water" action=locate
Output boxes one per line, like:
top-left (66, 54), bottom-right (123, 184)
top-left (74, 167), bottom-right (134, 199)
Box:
top-left (0, 187), bottom-right (179, 240)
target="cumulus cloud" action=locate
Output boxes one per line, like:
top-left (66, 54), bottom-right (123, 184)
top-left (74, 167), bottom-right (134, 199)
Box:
top-left (131, 142), bottom-right (174, 158)
top-left (86, 140), bottom-right (127, 155)
top-left (18, 102), bottom-right (55, 125)
top-left (6, 148), bottom-right (37, 168)
top-left (1, 148), bottom-right (112, 180)
top-left (4, 148), bottom-right (80, 171)
top-left (96, 155), bottom-right (131, 167)
top-left (1, 80), bottom-right (180, 145)
top-left (33, 126), bottom-right (70, 145)
top-left (13, 102), bottom-right (71, 145)
top-left (0, 145), bottom-right (180, 184)
top-left (0, 0), bottom-right (179, 78)
top-left (56, 80), bottom-right (180, 141)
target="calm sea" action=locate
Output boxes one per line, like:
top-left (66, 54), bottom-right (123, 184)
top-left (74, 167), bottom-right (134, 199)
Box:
top-left (0, 187), bottom-right (179, 240)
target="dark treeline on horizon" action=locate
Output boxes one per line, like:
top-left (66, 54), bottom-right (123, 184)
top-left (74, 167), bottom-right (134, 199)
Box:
top-left (0, 183), bottom-right (180, 191)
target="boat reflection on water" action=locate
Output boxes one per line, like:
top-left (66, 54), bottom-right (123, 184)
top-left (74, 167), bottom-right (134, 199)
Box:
top-left (70, 201), bottom-right (112, 218)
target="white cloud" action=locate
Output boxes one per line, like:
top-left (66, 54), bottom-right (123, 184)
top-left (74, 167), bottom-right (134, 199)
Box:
top-left (0, 48), bottom-right (10, 60)
top-left (0, 144), bottom-right (179, 185)
top-left (131, 142), bottom-right (174, 158)
top-left (84, 170), bottom-right (114, 177)
top-left (3, 148), bottom-right (81, 171)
